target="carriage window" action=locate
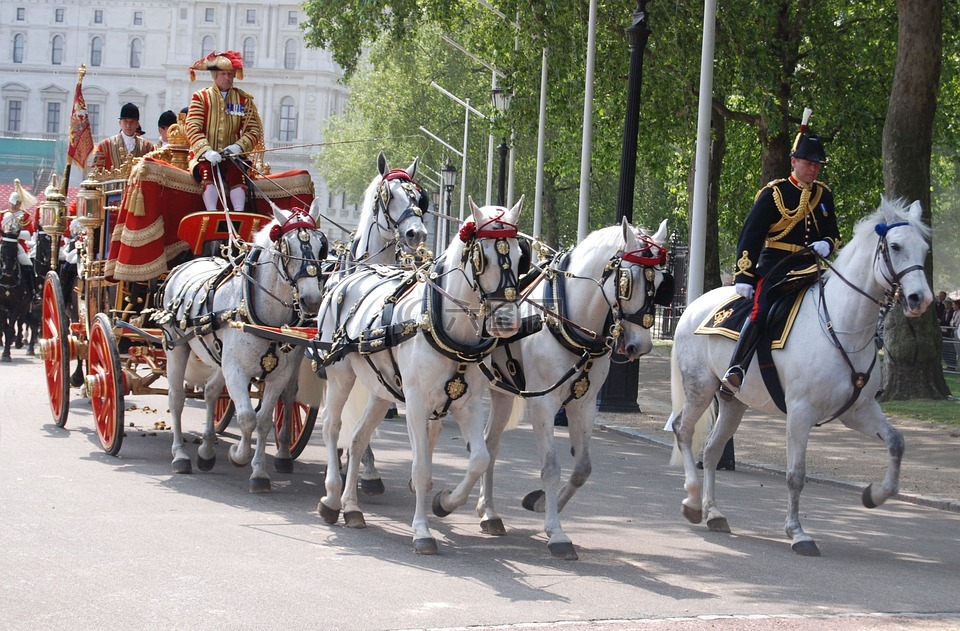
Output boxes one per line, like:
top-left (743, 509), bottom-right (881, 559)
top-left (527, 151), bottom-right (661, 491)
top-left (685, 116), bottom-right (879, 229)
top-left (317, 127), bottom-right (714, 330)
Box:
top-left (51, 35), bottom-right (64, 65)
top-left (242, 37), bottom-right (256, 68)
top-left (7, 100), bottom-right (23, 132)
top-left (46, 102), bottom-right (61, 134)
top-left (129, 38), bottom-right (142, 68)
top-left (279, 97), bottom-right (297, 141)
top-left (283, 39), bottom-right (297, 69)
top-left (90, 36), bottom-right (103, 67)
top-left (13, 34), bottom-right (25, 63)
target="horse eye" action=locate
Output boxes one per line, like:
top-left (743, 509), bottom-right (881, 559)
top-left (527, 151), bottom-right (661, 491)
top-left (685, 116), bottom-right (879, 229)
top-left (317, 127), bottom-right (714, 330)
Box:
top-left (890, 242), bottom-right (901, 253)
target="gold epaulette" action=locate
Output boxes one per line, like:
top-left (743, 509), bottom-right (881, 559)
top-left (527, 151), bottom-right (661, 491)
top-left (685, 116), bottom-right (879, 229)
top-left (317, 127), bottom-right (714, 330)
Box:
top-left (813, 180), bottom-right (832, 193)
top-left (755, 178), bottom-right (788, 203)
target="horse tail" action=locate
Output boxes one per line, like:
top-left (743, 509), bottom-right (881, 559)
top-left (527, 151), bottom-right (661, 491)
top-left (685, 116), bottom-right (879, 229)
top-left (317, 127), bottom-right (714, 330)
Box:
top-left (667, 345), bottom-right (716, 466)
top-left (339, 380), bottom-right (372, 449)
top-left (504, 396), bottom-right (526, 431)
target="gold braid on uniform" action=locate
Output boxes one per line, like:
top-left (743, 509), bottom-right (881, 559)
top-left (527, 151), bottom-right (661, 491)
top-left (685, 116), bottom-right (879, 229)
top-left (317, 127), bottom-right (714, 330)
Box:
top-left (766, 184), bottom-right (822, 243)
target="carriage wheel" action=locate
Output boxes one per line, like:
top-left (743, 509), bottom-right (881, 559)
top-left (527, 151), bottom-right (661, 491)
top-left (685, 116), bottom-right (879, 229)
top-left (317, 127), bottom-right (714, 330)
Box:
top-left (275, 400), bottom-right (318, 460)
top-left (41, 272), bottom-right (70, 427)
top-left (87, 313), bottom-right (125, 456)
top-left (214, 388), bottom-right (234, 434)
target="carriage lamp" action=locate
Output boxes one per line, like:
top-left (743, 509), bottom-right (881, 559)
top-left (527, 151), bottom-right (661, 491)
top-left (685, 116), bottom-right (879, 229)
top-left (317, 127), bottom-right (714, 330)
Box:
top-left (39, 179), bottom-right (68, 270)
top-left (76, 178), bottom-right (105, 231)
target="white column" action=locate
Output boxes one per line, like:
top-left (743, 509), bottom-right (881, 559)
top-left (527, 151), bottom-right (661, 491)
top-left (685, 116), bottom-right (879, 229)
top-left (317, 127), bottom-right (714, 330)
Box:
top-left (576, 0), bottom-right (598, 241)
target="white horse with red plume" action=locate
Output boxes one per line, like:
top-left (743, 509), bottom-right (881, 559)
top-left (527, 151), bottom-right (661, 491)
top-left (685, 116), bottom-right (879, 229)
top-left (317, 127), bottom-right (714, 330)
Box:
top-left (668, 197), bottom-right (931, 555)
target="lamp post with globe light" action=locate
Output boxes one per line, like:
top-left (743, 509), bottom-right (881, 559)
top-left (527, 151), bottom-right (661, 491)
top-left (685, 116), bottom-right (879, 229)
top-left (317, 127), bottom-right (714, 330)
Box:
top-left (440, 163), bottom-right (458, 250)
top-left (490, 87), bottom-right (511, 206)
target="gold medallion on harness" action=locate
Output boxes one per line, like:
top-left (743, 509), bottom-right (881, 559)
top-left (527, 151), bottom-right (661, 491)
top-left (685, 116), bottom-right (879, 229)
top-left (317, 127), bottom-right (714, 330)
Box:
top-left (572, 375), bottom-right (590, 399)
top-left (445, 375), bottom-right (467, 400)
top-left (261, 350), bottom-right (279, 373)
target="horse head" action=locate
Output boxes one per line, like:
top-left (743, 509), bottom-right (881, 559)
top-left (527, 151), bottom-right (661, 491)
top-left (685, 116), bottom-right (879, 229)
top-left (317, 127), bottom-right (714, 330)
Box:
top-left (457, 196), bottom-right (525, 339)
top-left (367, 151), bottom-right (429, 257)
top-left (871, 198), bottom-right (932, 317)
top-left (264, 202), bottom-right (329, 317)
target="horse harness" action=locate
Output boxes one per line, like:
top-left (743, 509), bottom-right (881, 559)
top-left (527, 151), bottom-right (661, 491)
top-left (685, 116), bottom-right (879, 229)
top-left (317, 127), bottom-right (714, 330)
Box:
top-left (352, 169), bottom-right (428, 262)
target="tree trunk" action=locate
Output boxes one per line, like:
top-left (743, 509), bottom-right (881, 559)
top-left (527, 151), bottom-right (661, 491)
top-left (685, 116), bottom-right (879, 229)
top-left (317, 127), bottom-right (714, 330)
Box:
top-left (879, 0), bottom-right (946, 401)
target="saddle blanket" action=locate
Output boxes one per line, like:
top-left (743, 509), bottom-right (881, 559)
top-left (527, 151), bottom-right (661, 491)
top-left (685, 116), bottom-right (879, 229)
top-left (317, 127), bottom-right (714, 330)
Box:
top-left (694, 289), bottom-right (806, 349)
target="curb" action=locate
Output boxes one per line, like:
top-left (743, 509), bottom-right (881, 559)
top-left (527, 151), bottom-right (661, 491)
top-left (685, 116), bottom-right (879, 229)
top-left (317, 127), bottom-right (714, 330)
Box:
top-left (598, 423), bottom-right (960, 514)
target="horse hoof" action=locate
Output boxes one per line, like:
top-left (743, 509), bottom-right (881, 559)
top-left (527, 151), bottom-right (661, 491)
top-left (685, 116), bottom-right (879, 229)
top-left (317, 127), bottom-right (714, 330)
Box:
top-left (480, 519), bottom-right (506, 536)
top-left (521, 490), bottom-right (545, 513)
top-left (792, 539), bottom-right (821, 556)
top-left (274, 457), bottom-right (293, 474)
top-left (228, 450), bottom-right (245, 468)
top-left (433, 491), bottom-right (452, 518)
top-left (548, 541), bottom-right (578, 560)
top-left (707, 517), bottom-right (731, 533)
top-left (862, 484), bottom-right (878, 509)
top-left (318, 501), bottom-right (340, 525)
top-left (343, 511), bottom-right (367, 529)
top-left (360, 477), bottom-right (385, 496)
top-left (249, 478), bottom-right (271, 494)
top-left (413, 538), bottom-right (439, 555)
top-left (172, 458), bottom-right (192, 474)
top-left (197, 455), bottom-right (216, 472)
top-left (681, 502), bottom-right (703, 525)
top-left (1, 355), bottom-right (10, 363)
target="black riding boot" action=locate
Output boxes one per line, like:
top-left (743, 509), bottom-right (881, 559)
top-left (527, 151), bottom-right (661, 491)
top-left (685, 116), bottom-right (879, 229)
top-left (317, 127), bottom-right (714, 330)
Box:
top-left (719, 316), bottom-right (764, 400)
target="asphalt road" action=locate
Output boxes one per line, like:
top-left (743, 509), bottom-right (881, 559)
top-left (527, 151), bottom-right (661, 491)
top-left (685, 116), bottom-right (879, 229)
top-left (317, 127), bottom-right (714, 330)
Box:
top-left (2, 352), bottom-right (960, 631)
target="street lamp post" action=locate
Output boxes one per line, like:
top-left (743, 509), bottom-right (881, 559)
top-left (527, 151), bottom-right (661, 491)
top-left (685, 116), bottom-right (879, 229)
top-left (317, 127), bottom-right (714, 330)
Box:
top-left (599, 0), bottom-right (651, 414)
top-left (440, 163), bottom-right (458, 250)
top-left (491, 87), bottom-right (511, 206)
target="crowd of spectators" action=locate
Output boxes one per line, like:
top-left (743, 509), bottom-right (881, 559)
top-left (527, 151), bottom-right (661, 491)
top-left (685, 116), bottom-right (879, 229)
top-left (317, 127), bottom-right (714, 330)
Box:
top-left (935, 291), bottom-right (960, 371)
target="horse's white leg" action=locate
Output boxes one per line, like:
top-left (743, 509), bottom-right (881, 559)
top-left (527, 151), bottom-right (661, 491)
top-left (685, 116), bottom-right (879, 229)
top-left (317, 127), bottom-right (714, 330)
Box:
top-left (341, 397), bottom-right (391, 528)
top-left (318, 368), bottom-right (353, 523)
top-left (197, 369), bottom-right (226, 471)
top-left (167, 346), bottom-right (193, 474)
top-left (700, 399), bottom-right (746, 534)
top-left (433, 395), bottom-right (490, 519)
top-left (225, 368), bottom-right (256, 469)
top-left (783, 408), bottom-right (820, 556)
top-left (673, 387), bottom-right (716, 525)
top-left (476, 391), bottom-right (515, 536)
top-left (555, 397), bottom-right (595, 513)
top-left (247, 371), bottom-right (290, 494)
top-left (841, 402), bottom-right (904, 509)
top-left (404, 397), bottom-right (438, 554)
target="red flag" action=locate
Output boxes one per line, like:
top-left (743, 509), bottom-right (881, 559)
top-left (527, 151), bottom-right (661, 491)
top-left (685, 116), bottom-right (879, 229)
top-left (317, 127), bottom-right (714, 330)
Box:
top-left (67, 82), bottom-right (94, 169)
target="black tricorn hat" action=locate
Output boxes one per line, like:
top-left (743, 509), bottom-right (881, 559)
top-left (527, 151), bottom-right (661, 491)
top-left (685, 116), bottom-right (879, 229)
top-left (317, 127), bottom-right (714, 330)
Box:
top-left (120, 102), bottom-right (140, 120)
top-left (791, 133), bottom-right (827, 164)
top-left (158, 110), bottom-right (177, 129)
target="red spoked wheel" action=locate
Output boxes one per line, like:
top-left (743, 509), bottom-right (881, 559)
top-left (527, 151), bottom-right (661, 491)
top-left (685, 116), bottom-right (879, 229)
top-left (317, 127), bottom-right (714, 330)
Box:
top-left (87, 313), bottom-right (125, 456)
top-left (214, 387), bottom-right (234, 434)
top-left (40, 272), bottom-right (70, 427)
top-left (275, 399), bottom-right (318, 460)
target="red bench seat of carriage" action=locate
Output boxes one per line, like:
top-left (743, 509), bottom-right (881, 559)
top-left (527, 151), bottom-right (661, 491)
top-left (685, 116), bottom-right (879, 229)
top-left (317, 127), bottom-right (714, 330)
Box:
top-left (104, 157), bottom-right (314, 282)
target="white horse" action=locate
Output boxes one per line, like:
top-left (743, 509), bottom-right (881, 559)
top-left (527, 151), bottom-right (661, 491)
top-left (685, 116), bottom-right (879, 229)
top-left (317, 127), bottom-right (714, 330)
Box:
top-left (669, 197), bottom-right (931, 555)
top-left (313, 197), bottom-right (524, 554)
top-left (476, 219), bottom-right (671, 559)
top-left (274, 151), bottom-right (429, 476)
top-left (157, 204), bottom-right (329, 492)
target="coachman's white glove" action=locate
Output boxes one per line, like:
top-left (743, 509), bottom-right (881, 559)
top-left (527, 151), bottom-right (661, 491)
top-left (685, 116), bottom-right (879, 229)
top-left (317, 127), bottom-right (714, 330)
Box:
top-left (203, 149), bottom-right (222, 166)
top-left (811, 240), bottom-right (831, 257)
top-left (222, 144), bottom-right (242, 157)
top-left (735, 283), bottom-right (755, 300)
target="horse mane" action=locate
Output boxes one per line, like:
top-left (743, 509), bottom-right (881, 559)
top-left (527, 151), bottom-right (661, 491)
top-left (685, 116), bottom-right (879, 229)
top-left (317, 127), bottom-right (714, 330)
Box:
top-left (357, 174), bottom-right (382, 229)
top-left (830, 196), bottom-right (930, 273)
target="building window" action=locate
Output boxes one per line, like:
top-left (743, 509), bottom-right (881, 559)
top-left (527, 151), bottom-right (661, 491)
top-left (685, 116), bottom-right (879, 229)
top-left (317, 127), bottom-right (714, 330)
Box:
top-left (201, 35), bottom-right (214, 56)
top-left (90, 37), bottom-right (103, 66)
top-left (279, 97), bottom-right (297, 141)
top-left (284, 39), bottom-right (297, 69)
top-left (205, 8), bottom-right (214, 22)
top-left (245, 9), bottom-right (256, 24)
top-left (287, 11), bottom-right (297, 25)
top-left (51, 35), bottom-right (64, 65)
top-left (89, 103), bottom-right (101, 137)
top-left (179, 7), bottom-right (187, 20)
top-left (16, 8), bottom-right (25, 21)
top-left (7, 100), bottom-right (23, 132)
top-left (47, 102), bottom-right (61, 134)
top-left (13, 34), bottom-right (25, 63)
top-left (133, 11), bottom-right (143, 26)
top-left (94, 9), bottom-right (103, 24)
top-left (55, 8), bottom-right (64, 22)
top-left (242, 38), bottom-right (256, 68)
top-left (130, 38), bottom-right (142, 68)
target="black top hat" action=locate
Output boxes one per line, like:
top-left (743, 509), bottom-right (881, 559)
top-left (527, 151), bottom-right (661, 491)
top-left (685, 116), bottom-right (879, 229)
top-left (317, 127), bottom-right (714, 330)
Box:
top-left (135, 125), bottom-right (145, 137)
top-left (158, 110), bottom-right (177, 129)
top-left (791, 133), bottom-right (827, 164)
top-left (120, 102), bottom-right (140, 120)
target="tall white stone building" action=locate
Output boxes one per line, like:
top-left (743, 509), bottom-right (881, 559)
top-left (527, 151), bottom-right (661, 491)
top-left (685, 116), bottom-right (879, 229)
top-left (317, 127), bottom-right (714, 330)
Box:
top-left (0, 0), bottom-right (359, 241)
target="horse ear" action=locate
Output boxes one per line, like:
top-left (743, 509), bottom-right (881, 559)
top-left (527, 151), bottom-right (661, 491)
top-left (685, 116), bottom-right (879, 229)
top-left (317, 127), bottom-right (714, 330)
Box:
top-left (406, 156), bottom-right (419, 180)
top-left (652, 218), bottom-right (668, 245)
top-left (309, 198), bottom-right (323, 225)
top-left (468, 195), bottom-right (480, 218)
top-left (621, 217), bottom-right (634, 247)
top-left (506, 194), bottom-right (524, 223)
top-left (378, 150), bottom-right (388, 177)
top-left (273, 205), bottom-right (288, 226)
top-left (907, 199), bottom-right (923, 222)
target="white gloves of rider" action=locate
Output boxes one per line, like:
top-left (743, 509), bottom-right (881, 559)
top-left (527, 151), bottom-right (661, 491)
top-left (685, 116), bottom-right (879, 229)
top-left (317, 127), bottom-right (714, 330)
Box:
top-left (735, 283), bottom-right (755, 300)
top-left (222, 144), bottom-right (242, 157)
top-left (203, 149), bottom-right (222, 166)
top-left (810, 240), bottom-right (831, 257)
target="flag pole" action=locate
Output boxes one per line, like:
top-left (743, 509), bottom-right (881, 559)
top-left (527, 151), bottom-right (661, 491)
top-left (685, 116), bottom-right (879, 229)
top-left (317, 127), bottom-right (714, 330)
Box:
top-left (60, 64), bottom-right (87, 196)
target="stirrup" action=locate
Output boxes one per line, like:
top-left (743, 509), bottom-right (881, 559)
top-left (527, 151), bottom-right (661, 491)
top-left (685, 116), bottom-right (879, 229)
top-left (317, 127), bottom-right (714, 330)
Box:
top-left (719, 366), bottom-right (744, 401)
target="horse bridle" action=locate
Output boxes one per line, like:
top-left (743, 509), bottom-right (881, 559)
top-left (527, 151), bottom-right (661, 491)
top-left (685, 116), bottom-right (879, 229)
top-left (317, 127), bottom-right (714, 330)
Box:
top-left (606, 236), bottom-right (671, 337)
top-left (457, 212), bottom-right (521, 320)
top-left (370, 170), bottom-right (426, 248)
